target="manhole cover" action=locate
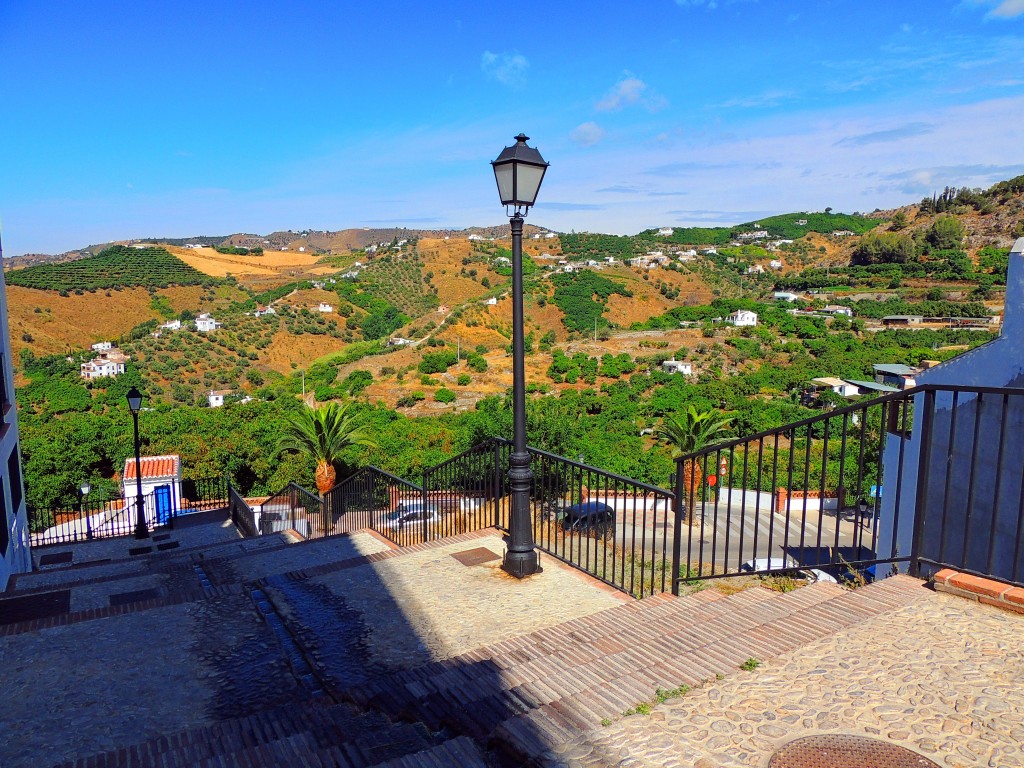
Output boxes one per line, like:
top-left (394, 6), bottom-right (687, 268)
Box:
top-left (451, 547), bottom-right (501, 566)
top-left (769, 735), bottom-right (940, 768)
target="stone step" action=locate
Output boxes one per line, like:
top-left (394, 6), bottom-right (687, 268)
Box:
top-left (338, 578), bottom-right (924, 765)
top-left (54, 698), bottom-right (438, 768)
top-left (368, 735), bottom-right (491, 768)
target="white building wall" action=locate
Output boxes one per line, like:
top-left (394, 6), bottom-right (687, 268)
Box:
top-left (0, 248), bottom-right (31, 590)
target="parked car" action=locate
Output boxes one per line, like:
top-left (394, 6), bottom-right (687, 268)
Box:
top-left (560, 501), bottom-right (615, 539)
top-left (739, 557), bottom-right (838, 584)
top-left (382, 501), bottom-right (440, 530)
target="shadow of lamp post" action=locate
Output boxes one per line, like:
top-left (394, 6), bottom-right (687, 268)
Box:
top-left (126, 386), bottom-right (149, 539)
top-left (80, 480), bottom-right (91, 540)
top-left (491, 133), bottom-right (548, 579)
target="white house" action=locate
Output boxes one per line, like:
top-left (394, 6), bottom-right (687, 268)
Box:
top-left (160, 319), bottom-right (181, 331)
top-left (821, 305), bottom-right (854, 317)
top-left (726, 310), bottom-right (758, 327)
top-left (121, 454), bottom-right (183, 527)
top-left (810, 377), bottom-right (861, 398)
top-left (254, 306), bottom-right (276, 318)
top-left (701, 247), bottom-right (717, 255)
top-left (80, 349), bottom-right (128, 379)
top-left (468, 234), bottom-right (486, 241)
top-left (208, 390), bottom-right (233, 408)
top-left (795, 219), bottom-right (808, 226)
top-left (387, 337), bottom-right (415, 347)
top-left (91, 341), bottom-right (112, 352)
top-left (769, 259), bottom-right (783, 270)
top-left (195, 314), bottom-right (220, 332)
top-left (318, 303), bottom-right (334, 313)
top-left (738, 230), bottom-right (769, 240)
top-left (678, 249), bottom-right (697, 258)
top-left (774, 291), bottom-right (801, 302)
top-left (747, 264), bottom-right (765, 275)
top-left (662, 359), bottom-right (693, 376)
top-left (658, 227), bottom-right (674, 236)
top-left (484, 297), bottom-right (498, 306)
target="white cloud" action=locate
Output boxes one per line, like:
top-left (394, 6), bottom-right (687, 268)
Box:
top-left (569, 122), bottom-right (605, 146)
top-left (595, 76), bottom-right (667, 112)
top-left (481, 51), bottom-right (529, 88)
top-left (974, 0), bottom-right (1024, 18)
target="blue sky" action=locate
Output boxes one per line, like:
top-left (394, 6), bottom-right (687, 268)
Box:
top-left (1, 0), bottom-right (1023, 256)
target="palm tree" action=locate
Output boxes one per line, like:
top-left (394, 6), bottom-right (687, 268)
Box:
top-left (278, 401), bottom-right (376, 495)
top-left (657, 406), bottom-right (733, 524)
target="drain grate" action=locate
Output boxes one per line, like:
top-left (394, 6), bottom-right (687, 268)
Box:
top-left (769, 735), bottom-right (941, 768)
top-left (451, 547), bottom-right (501, 567)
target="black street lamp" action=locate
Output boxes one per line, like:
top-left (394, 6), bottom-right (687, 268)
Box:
top-left (80, 480), bottom-right (92, 540)
top-left (491, 133), bottom-right (549, 579)
top-left (126, 386), bottom-right (149, 539)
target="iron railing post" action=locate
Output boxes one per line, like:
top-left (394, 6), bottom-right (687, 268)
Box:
top-left (321, 490), bottom-right (330, 539)
top-left (910, 388), bottom-right (937, 578)
top-left (422, 472), bottom-right (430, 543)
top-left (671, 458), bottom-right (685, 595)
top-left (493, 439), bottom-right (502, 529)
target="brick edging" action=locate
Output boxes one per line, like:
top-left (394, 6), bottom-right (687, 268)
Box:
top-left (932, 568), bottom-right (1024, 615)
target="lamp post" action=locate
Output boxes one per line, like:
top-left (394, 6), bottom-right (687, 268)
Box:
top-left (492, 133), bottom-right (549, 579)
top-left (80, 480), bottom-right (92, 540)
top-left (856, 496), bottom-right (869, 552)
top-left (126, 386), bottom-right (149, 539)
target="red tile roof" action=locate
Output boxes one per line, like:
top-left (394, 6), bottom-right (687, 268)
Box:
top-left (123, 454), bottom-right (180, 481)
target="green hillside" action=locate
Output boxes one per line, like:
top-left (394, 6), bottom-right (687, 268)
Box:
top-left (6, 245), bottom-right (214, 292)
top-left (648, 211), bottom-right (881, 245)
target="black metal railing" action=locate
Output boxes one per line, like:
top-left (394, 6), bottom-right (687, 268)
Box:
top-left (325, 467), bottom-right (425, 547)
top-left (670, 383), bottom-right (1024, 592)
top-left (229, 483), bottom-right (258, 538)
top-left (422, 440), bottom-right (512, 538)
top-left (525, 444), bottom-right (676, 598)
top-left (181, 476), bottom-right (229, 512)
top-left (911, 385), bottom-right (1024, 587)
top-left (671, 388), bottom-right (914, 591)
top-left (27, 475), bottom-right (230, 547)
top-left (258, 482), bottom-right (322, 539)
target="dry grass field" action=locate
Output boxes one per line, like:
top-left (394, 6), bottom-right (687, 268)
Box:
top-left (164, 245), bottom-right (322, 278)
top-left (6, 285), bottom-right (207, 358)
top-left (262, 330), bottom-right (347, 375)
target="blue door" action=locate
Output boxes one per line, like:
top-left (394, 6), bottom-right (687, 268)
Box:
top-left (155, 485), bottom-right (172, 524)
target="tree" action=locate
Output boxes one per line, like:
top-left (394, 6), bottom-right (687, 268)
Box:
top-left (657, 407), bottom-right (733, 524)
top-left (925, 216), bottom-right (965, 251)
top-left (277, 401), bottom-right (376, 495)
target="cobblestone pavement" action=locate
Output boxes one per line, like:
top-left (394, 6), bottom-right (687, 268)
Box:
top-left (546, 591), bottom-right (1024, 768)
top-left (268, 535), bottom-right (627, 674)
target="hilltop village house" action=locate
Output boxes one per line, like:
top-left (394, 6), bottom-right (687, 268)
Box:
top-left (80, 347), bottom-right (128, 380)
top-left (726, 310), bottom-right (758, 327)
top-left (195, 314), bottom-right (220, 332)
top-left (661, 359), bottom-right (693, 376)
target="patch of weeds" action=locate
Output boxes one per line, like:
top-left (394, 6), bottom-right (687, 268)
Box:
top-left (836, 554), bottom-right (867, 589)
top-left (655, 684), bottom-right (690, 703)
top-left (739, 657), bottom-right (761, 672)
top-left (600, 718), bottom-right (613, 727)
top-left (715, 673), bottom-right (724, 680)
top-left (621, 702), bottom-right (653, 717)
top-left (760, 574), bottom-right (797, 593)
top-left (677, 565), bottom-right (705, 591)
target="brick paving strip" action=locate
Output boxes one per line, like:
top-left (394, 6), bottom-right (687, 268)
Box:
top-left (534, 586), bottom-right (1024, 768)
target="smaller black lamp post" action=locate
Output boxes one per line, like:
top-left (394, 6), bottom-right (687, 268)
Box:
top-left (80, 480), bottom-right (92, 540)
top-left (126, 386), bottom-right (149, 539)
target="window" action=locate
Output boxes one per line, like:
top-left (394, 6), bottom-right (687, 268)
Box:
top-left (0, 353), bottom-right (7, 412)
top-left (0, 476), bottom-right (8, 555)
top-left (7, 447), bottom-right (22, 515)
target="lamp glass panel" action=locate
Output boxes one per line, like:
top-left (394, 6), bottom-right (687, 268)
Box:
top-left (513, 164), bottom-right (546, 205)
top-left (493, 163), bottom-right (515, 204)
